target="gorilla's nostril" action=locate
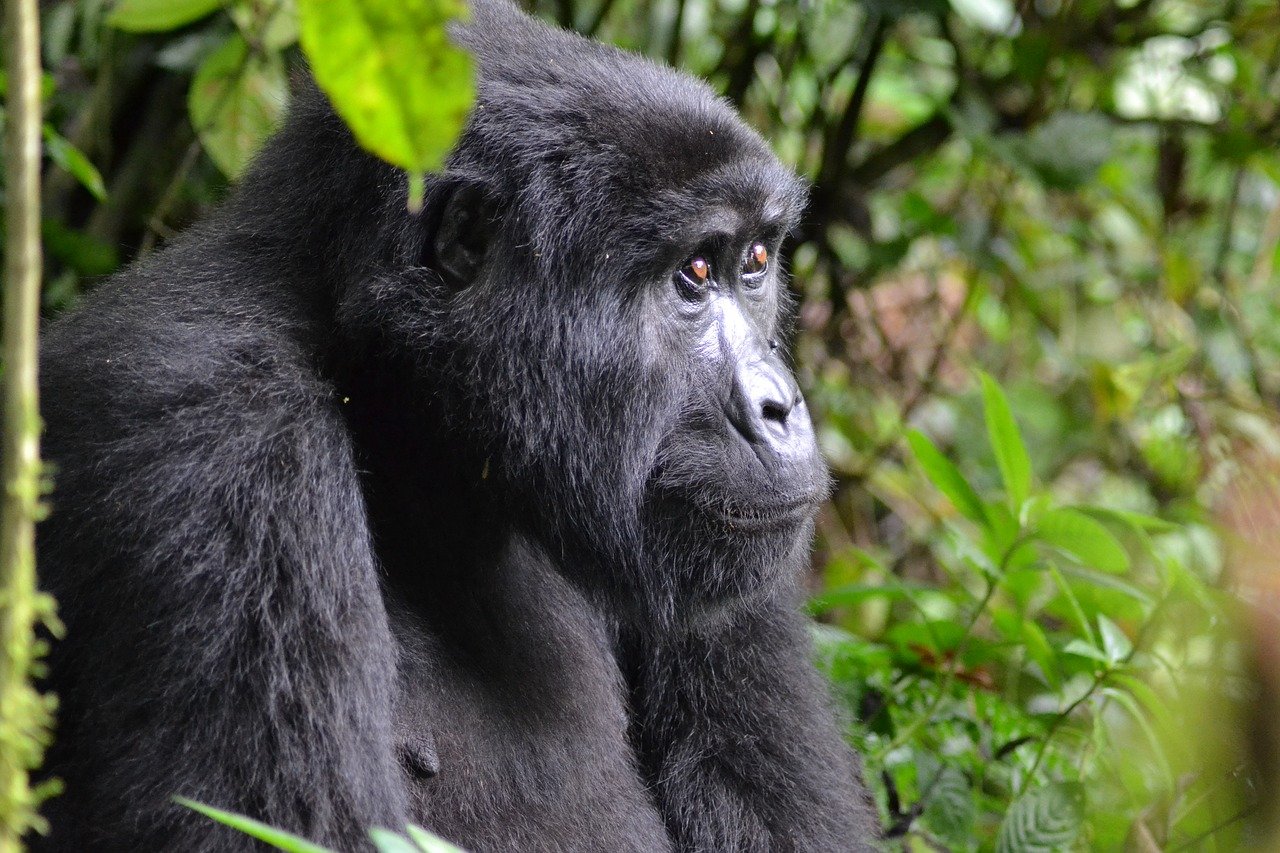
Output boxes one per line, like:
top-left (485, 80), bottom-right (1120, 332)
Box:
top-left (762, 398), bottom-right (791, 425)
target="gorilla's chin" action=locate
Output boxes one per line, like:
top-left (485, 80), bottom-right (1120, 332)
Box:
top-left (616, 489), bottom-right (813, 621)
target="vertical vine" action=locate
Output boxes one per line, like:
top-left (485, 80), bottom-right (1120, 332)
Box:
top-left (1, 0), bottom-right (60, 846)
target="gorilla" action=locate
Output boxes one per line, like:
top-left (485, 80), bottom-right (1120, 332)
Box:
top-left (34, 1), bottom-right (879, 850)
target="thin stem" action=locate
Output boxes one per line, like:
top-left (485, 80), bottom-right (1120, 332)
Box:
top-left (1, 0), bottom-right (54, 845)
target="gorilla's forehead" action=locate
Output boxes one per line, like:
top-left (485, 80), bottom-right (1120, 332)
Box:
top-left (455, 1), bottom-right (806, 251)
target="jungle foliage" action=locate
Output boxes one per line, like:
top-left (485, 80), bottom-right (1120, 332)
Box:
top-left (6, 0), bottom-right (1280, 849)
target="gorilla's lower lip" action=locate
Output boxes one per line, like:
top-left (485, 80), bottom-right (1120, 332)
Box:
top-left (704, 496), bottom-right (818, 531)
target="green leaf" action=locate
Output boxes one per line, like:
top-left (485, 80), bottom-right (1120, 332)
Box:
top-left (1096, 614), bottom-right (1133, 664)
top-left (921, 764), bottom-right (975, 845)
top-left (297, 0), bottom-right (475, 203)
top-left (406, 825), bottom-right (469, 852)
top-left (229, 0), bottom-right (299, 50)
top-left (188, 34), bottom-right (288, 178)
top-left (992, 609), bottom-right (1059, 689)
top-left (979, 372), bottom-right (1032, 511)
top-left (174, 798), bottom-right (336, 853)
top-left (807, 581), bottom-right (938, 614)
top-left (370, 829), bottom-right (423, 853)
top-left (905, 430), bottom-right (988, 527)
top-left (1034, 507), bottom-right (1130, 574)
top-left (42, 126), bottom-right (106, 200)
top-left (1058, 564), bottom-right (1154, 607)
top-left (107, 0), bottom-right (224, 32)
top-left (996, 783), bottom-right (1084, 853)
top-left (1062, 639), bottom-right (1109, 665)
top-left (1080, 506), bottom-right (1178, 534)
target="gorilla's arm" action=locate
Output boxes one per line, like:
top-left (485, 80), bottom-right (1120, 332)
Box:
top-left (36, 306), bottom-right (408, 850)
top-left (626, 595), bottom-right (880, 851)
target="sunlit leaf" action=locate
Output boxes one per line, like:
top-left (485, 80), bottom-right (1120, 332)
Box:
top-left (950, 0), bottom-right (1016, 33)
top-left (1096, 614), bottom-right (1133, 664)
top-left (297, 0), bottom-right (475, 210)
top-left (1058, 564), bottom-right (1154, 607)
top-left (371, 829), bottom-right (422, 853)
top-left (1080, 506), bottom-right (1178, 534)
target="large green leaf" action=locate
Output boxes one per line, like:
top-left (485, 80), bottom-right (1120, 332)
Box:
top-left (188, 34), bottom-right (288, 178)
top-left (979, 372), bottom-right (1032, 511)
top-left (297, 0), bottom-right (475, 210)
top-left (906, 429), bottom-right (988, 527)
top-left (107, 0), bottom-right (224, 32)
top-left (175, 798), bottom-right (335, 853)
top-left (1034, 507), bottom-right (1130, 574)
top-left (996, 783), bottom-right (1084, 853)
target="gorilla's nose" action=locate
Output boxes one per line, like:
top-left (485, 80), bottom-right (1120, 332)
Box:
top-left (730, 357), bottom-right (814, 460)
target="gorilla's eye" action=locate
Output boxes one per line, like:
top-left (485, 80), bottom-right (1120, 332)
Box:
top-left (742, 242), bottom-right (768, 280)
top-left (676, 256), bottom-right (711, 295)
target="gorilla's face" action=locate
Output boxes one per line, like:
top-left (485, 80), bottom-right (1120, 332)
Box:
top-left (370, 7), bottom-right (827, 626)
top-left (632, 167), bottom-right (828, 616)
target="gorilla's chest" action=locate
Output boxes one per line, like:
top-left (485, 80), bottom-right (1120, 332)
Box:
top-left (385, 569), bottom-right (671, 852)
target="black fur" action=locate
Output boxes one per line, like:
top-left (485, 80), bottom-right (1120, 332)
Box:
top-left (34, 2), bottom-right (880, 850)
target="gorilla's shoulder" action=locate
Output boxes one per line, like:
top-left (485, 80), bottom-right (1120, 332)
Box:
top-left (40, 234), bottom-right (342, 476)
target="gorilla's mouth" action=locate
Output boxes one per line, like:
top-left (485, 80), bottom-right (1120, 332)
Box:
top-left (704, 495), bottom-right (819, 534)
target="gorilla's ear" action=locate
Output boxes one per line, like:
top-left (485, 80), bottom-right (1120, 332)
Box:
top-left (431, 180), bottom-right (493, 291)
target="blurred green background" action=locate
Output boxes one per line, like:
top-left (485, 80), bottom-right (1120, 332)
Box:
top-left (14, 0), bottom-right (1280, 848)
